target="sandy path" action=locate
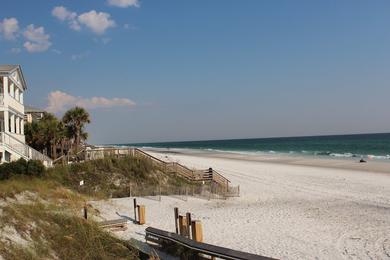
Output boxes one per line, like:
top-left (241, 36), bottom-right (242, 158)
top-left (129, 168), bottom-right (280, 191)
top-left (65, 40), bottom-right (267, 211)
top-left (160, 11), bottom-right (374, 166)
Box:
top-left (91, 152), bottom-right (390, 259)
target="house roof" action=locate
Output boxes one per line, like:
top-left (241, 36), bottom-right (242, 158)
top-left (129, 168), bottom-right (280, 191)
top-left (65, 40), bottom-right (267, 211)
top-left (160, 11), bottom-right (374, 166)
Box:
top-left (0, 64), bottom-right (27, 90)
top-left (25, 105), bottom-right (45, 113)
top-left (0, 65), bottom-right (19, 72)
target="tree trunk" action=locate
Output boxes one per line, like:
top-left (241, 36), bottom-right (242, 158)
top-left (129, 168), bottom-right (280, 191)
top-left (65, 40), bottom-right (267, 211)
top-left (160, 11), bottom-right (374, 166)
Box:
top-left (76, 126), bottom-right (81, 153)
top-left (61, 140), bottom-right (64, 156)
top-left (53, 142), bottom-right (57, 159)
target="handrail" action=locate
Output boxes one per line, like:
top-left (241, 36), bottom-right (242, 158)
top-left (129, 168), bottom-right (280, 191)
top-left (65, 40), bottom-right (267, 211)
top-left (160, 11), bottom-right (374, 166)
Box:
top-left (85, 147), bottom-right (231, 187)
top-left (0, 132), bottom-right (53, 165)
top-left (134, 148), bottom-right (167, 165)
top-left (146, 227), bottom-right (276, 260)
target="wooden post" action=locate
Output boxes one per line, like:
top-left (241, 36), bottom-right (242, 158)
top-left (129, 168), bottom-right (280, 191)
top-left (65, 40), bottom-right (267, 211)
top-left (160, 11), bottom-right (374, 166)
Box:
top-left (178, 216), bottom-right (188, 236)
top-left (138, 205), bottom-right (146, 225)
top-left (186, 212), bottom-right (192, 239)
top-left (191, 220), bottom-right (203, 242)
top-left (84, 204), bottom-right (88, 220)
top-left (133, 198), bottom-right (137, 222)
top-left (174, 207), bottom-right (179, 234)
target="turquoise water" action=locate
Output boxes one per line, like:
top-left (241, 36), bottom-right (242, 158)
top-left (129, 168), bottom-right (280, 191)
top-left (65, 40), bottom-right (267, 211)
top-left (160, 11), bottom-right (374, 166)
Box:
top-left (124, 133), bottom-right (390, 160)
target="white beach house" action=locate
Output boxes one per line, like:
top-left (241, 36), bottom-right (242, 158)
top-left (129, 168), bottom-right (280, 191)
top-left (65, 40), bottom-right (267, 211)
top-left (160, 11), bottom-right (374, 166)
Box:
top-left (0, 65), bottom-right (52, 166)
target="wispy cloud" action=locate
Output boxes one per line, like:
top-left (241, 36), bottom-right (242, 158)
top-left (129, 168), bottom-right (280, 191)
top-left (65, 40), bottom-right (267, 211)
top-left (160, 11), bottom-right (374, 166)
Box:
top-left (46, 91), bottom-right (136, 113)
top-left (23, 24), bottom-right (52, 53)
top-left (71, 51), bottom-right (91, 61)
top-left (0, 17), bottom-right (19, 40)
top-left (10, 47), bottom-right (21, 54)
top-left (107, 0), bottom-right (140, 8)
top-left (51, 49), bottom-right (62, 55)
top-left (123, 23), bottom-right (138, 31)
top-left (52, 6), bottom-right (116, 35)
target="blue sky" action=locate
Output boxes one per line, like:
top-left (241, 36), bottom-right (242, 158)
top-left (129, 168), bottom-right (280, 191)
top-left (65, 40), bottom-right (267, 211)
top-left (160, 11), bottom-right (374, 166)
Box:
top-left (1, 0), bottom-right (390, 144)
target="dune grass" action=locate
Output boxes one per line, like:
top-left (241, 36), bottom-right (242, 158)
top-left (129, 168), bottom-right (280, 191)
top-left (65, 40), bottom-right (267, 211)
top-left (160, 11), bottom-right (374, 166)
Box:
top-left (46, 156), bottom-right (193, 198)
top-left (0, 155), bottom-right (194, 259)
top-left (0, 201), bottom-right (138, 259)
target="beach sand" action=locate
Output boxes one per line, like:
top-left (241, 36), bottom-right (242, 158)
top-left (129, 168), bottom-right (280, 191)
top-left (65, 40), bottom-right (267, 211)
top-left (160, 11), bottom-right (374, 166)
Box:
top-left (91, 150), bottom-right (390, 259)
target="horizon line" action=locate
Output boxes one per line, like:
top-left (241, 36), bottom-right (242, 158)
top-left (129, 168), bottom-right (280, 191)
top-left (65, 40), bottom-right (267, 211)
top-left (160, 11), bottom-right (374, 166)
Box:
top-left (103, 131), bottom-right (390, 146)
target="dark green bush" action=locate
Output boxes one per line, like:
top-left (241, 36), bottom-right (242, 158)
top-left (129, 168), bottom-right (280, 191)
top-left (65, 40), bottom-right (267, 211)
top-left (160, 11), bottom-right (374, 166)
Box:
top-left (27, 160), bottom-right (45, 177)
top-left (0, 159), bottom-right (45, 180)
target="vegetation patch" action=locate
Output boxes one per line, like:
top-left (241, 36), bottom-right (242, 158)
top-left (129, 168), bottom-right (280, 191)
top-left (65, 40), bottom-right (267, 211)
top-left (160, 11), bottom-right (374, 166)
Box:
top-left (0, 159), bottom-right (45, 181)
top-left (46, 156), bottom-right (193, 198)
top-left (0, 201), bottom-right (138, 260)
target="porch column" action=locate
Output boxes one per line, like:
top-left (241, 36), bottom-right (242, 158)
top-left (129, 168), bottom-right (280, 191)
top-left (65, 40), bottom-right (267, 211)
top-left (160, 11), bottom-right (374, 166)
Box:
top-left (3, 77), bottom-right (8, 104)
top-left (16, 117), bottom-right (20, 134)
top-left (10, 114), bottom-right (15, 133)
top-left (15, 88), bottom-right (19, 102)
top-left (10, 83), bottom-right (14, 98)
top-left (20, 118), bottom-right (24, 135)
top-left (4, 111), bottom-right (9, 133)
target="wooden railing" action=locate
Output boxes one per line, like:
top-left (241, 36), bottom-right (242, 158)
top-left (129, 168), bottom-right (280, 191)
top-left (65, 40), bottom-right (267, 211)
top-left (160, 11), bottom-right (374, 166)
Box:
top-left (0, 132), bottom-right (53, 166)
top-left (84, 147), bottom-right (232, 189)
top-left (146, 227), bottom-right (276, 260)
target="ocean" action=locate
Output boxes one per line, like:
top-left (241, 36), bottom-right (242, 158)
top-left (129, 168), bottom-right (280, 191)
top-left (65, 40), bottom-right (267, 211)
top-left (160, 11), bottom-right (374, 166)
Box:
top-left (125, 133), bottom-right (390, 161)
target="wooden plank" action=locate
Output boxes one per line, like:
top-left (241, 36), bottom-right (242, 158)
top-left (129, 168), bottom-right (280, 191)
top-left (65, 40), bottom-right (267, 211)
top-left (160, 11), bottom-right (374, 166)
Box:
top-left (98, 218), bottom-right (128, 227)
top-left (138, 205), bottom-right (146, 225)
top-left (191, 220), bottom-right (203, 242)
top-left (146, 227), bottom-right (277, 260)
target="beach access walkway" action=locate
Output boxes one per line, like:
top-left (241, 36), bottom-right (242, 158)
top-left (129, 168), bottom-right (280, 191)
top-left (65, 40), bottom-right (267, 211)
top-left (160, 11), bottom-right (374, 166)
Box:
top-left (82, 147), bottom-right (236, 191)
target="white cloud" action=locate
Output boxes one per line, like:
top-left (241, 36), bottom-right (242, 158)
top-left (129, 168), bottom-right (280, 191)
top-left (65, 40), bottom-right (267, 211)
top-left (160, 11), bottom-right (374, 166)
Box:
top-left (107, 0), bottom-right (140, 8)
top-left (23, 24), bottom-right (52, 52)
top-left (78, 10), bottom-right (116, 35)
top-left (0, 17), bottom-right (19, 40)
top-left (46, 91), bottom-right (136, 113)
top-left (52, 6), bottom-right (115, 34)
top-left (51, 6), bottom-right (81, 31)
top-left (52, 6), bottom-right (76, 21)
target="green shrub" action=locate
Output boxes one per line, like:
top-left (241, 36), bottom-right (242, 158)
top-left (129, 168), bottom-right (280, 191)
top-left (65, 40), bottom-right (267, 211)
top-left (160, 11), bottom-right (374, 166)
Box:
top-left (26, 160), bottom-right (45, 177)
top-left (0, 159), bottom-right (45, 180)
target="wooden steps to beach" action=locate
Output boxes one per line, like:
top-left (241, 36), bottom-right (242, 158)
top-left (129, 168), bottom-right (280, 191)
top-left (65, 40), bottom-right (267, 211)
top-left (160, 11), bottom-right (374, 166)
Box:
top-left (132, 148), bottom-right (231, 188)
top-left (83, 147), bottom-right (234, 191)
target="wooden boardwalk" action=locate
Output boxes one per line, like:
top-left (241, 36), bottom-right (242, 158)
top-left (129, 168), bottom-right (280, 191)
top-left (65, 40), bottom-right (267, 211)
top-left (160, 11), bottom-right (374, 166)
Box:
top-left (85, 147), bottom-right (233, 189)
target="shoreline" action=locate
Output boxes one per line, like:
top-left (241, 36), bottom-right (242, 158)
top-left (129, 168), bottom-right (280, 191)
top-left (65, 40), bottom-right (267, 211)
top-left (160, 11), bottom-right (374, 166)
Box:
top-left (142, 147), bottom-right (390, 175)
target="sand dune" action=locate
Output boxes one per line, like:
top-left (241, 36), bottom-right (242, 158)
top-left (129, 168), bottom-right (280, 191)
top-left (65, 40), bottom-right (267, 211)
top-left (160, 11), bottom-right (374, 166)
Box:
top-left (91, 150), bottom-right (390, 259)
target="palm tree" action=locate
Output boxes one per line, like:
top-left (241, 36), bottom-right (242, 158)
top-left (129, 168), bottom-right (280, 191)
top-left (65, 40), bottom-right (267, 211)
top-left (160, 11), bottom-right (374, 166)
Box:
top-left (40, 113), bottom-right (60, 158)
top-left (25, 121), bottom-right (45, 152)
top-left (62, 107), bottom-right (91, 152)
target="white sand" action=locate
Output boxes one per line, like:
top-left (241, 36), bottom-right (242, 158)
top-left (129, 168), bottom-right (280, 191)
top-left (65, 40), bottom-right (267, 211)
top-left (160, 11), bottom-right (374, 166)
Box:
top-left (91, 151), bottom-right (390, 259)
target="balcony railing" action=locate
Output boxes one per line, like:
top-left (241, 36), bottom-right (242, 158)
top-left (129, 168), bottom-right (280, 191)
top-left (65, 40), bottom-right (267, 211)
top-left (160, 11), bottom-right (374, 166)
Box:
top-left (0, 132), bottom-right (53, 166)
